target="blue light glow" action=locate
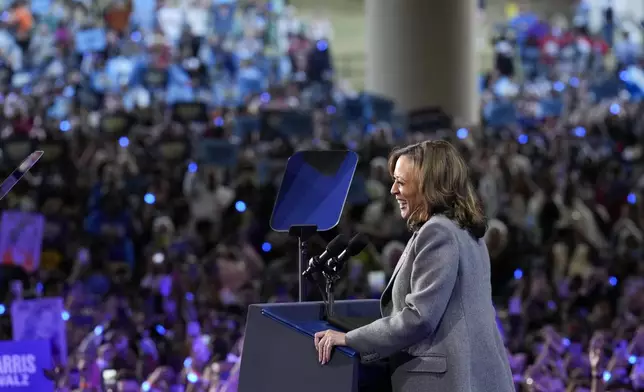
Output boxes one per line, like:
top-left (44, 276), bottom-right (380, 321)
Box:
top-left (94, 325), bottom-right (104, 336)
top-left (574, 127), bottom-right (586, 137)
top-left (316, 40), bottom-right (328, 51)
top-left (628, 193), bottom-right (637, 205)
top-left (235, 201), bottom-right (247, 212)
top-left (553, 81), bottom-right (565, 92)
top-left (144, 193), bottom-right (156, 205)
top-left (608, 276), bottom-right (618, 286)
top-left (456, 128), bottom-right (469, 139)
top-left (188, 162), bottom-right (198, 173)
top-left (184, 357), bottom-right (193, 368)
top-left (514, 269), bottom-right (523, 280)
top-left (119, 136), bottom-right (129, 148)
top-left (262, 242), bottom-right (272, 252)
top-left (131, 31), bottom-right (142, 42)
top-left (60, 120), bottom-right (71, 132)
top-left (61, 311), bottom-right (70, 321)
top-left (517, 134), bottom-right (528, 145)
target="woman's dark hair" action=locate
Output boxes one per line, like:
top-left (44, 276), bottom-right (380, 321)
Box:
top-left (388, 140), bottom-right (487, 238)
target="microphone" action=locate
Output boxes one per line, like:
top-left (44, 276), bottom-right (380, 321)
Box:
top-left (302, 234), bottom-right (348, 278)
top-left (327, 233), bottom-right (370, 275)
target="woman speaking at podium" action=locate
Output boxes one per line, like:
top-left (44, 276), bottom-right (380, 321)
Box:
top-left (314, 141), bottom-right (514, 392)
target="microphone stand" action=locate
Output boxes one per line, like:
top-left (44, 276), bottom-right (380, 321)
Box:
top-left (322, 260), bottom-right (377, 332)
top-left (323, 272), bottom-right (340, 319)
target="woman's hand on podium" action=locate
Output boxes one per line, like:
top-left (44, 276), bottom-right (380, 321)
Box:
top-left (314, 329), bottom-right (347, 365)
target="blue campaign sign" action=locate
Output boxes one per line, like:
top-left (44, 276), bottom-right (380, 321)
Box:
top-left (539, 98), bottom-right (563, 118)
top-left (484, 101), bottom-right (517, 127)
top-left (132, 0), bottom-right (157, 31)
top-left (590, 77), bottom-right (621, 102)
top-left (75, 28), bottom-right (107, 53)
top-left (0, 340), bottom-right (54, 391)
top-left (622, 66), bottom-right (644, 100)
top-left (199, 139), bottom-right (239, 167)
top-left (31, 0), bottom-right (51, 15)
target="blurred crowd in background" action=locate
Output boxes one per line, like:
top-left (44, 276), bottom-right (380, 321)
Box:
top-left (0, 0), bottom-right (642, 391)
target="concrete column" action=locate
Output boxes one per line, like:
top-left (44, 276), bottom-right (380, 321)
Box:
top-left (365, 0), bottom-right (479, 126)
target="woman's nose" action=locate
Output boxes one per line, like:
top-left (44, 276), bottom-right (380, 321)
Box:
top-left (390, 183), bottom-right (398, 195)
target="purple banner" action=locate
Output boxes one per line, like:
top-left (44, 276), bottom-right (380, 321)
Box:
top-left (0, 211), bottom-right (45, 272)
top-left (0, 340), bottom-right (54, 392)
top-left (11, 298), bottom-right (67, 366)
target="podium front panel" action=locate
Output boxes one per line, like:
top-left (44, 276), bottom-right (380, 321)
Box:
top-left (239, 303), bottom-right (358, 392)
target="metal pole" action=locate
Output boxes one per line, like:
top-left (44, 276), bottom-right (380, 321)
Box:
top-left (325, 278), bottom-right (335, 318)
top-left (298, 238), bottom-right (306, 302)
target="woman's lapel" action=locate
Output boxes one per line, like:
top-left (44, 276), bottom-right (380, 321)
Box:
top-left (380, 231), bottom-right (418, 305)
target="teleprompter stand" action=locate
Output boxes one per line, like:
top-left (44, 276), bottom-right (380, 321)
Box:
top-left (289, 224), bottom-right (318, 302)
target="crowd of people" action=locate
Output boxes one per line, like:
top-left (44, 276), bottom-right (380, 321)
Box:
top-left (0, 0), bottom-right (642, 391)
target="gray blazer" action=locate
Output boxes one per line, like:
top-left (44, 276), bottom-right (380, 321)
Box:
top-left (346, 215), bottom-right (515, 392)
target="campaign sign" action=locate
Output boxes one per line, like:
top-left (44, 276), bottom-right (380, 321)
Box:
top-left (361, 93), bottom-right (395, 122)
top-left (260, 110), bottom-right (313, 140)
top-left (539, 98), bottom-right (563, 118)
top-left (1, 137), bottom-right (33, 165)
top-left (143, 67), bottom-right (169, 90)
top-left (157, 139), bottom-right (189, 161)
top-left (171, 102), bottom-right (208, 123)
top-left (233, 116), bottom-right (259, 139)
top-left (11, 298), bottom-right (67, 367)
top-left (590, 78), bottom-right (621, 102)
top-left (484, 101), bottom-right (517, 127)
top-left (36, 140), bottom-right (65, 163)
top-left (100, 112), bottom-right (132, 136)
top-left (0, 340), bottom-right (53, 391)
top-left (198, 139), bottom-right (239, 167)
top-left (623, 65), bottom-right (644, 100)
top-left (0, 211), bottom-right (45, 272)
top-left (407, 106), bottom-right (452, 133)
top-left (75, 28), bottom-right (107, 53)
top-left (76, 87), bottom-right (103, 111)
top-left (31, 0), bottom-right (51, 15)
top-left (0, 65), bottom-right (12, 86)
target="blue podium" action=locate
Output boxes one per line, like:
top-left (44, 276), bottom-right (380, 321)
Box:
top-left (238, 300), bottom-right (391, 392)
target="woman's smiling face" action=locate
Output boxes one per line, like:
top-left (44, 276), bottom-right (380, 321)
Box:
top-left (390, 155), bottom-right (422, 220)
